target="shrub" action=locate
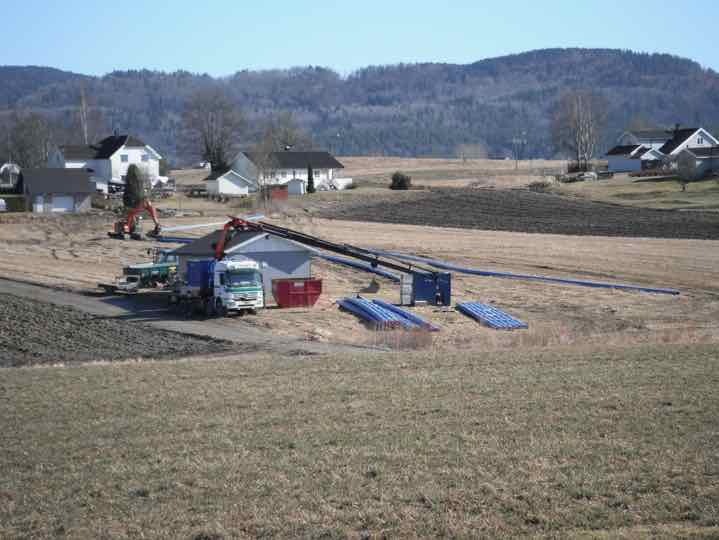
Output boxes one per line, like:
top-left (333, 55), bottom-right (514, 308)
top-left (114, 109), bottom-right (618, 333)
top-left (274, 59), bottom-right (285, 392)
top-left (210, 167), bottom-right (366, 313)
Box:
top-left (390, 172), bottom-right (412, 190)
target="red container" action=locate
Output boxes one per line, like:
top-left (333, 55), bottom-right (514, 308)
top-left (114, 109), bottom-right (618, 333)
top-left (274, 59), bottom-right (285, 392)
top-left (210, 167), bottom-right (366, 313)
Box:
top-left (272, 278), bottom-right (322, 308)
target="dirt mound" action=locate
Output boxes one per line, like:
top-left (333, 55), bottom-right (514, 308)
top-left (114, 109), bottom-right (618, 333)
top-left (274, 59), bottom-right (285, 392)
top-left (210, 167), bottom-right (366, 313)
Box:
top-left (0, 293), bottom-right (233, 367)
top-left (320, 188), bottom-right (719, 239)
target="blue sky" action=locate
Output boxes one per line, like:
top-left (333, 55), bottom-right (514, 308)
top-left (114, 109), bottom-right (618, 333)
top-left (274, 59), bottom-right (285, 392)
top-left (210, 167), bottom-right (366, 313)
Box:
top-left (2, 0), bottom-right (718, 76)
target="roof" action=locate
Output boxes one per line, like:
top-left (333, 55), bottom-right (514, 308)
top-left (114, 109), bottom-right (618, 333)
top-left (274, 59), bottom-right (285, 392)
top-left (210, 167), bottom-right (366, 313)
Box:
top-left (658, 128), bottom-right (700, 155)
top-left (606, 145), bottom-right (640, 156)
top-left (171, 229), bottom-right (264, 256)
top-left (684, 146), bottom-right (719, 158)
top-left (21, 168), bottom-right (95, 195)
top-left (61, 134), bottom-right (150, 161)
top-left (626, 128), bottom-right (672, 140)
top-left (243, 151), bottom-right (344, 170)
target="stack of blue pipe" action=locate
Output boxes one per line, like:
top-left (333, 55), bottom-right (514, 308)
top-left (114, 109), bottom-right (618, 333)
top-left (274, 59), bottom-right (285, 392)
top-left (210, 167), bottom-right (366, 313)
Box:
top-left (337, 297), bottom-right (439, 331)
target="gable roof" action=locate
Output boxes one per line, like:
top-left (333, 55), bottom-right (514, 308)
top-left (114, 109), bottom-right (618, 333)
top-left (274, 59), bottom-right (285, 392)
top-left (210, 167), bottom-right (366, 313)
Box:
top-left (606, 145), bottom-right (640, 156)
top-left (171, 229), bottom-right (264, 257)
top-left (60, 134), bottom-right (153, 161)
top-left (243, 151), bottom-right (344, 170)
top-left (21, 168), bottom-right (95, 195)
top-left (658, 128), bottom-right (700, 155)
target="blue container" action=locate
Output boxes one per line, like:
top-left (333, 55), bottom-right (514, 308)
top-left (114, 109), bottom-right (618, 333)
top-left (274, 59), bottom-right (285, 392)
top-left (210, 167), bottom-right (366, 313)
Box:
top-left (186, 259), bottom-right (215, 290)
top-left (412, 271), bottom-right (451, 306)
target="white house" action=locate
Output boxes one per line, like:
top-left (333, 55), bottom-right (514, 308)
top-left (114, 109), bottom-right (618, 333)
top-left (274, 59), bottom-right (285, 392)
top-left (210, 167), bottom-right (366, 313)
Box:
top-left (48, 134), bottom-right (162, 194)
top-left (617, 128), bottom-right (674, 151)
top-left (656, 127), bottom-right (718, 158)
top-left (205, 151), bottom-right (351, 197)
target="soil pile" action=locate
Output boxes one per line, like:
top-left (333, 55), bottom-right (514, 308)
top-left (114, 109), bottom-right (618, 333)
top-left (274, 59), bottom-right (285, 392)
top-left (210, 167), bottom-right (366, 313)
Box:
top-left (0, 293), bottom-right (233, 367)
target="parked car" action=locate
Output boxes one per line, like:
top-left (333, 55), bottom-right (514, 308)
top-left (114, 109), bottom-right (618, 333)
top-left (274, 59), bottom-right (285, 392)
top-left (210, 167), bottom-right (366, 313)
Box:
top-left (0, 198), bottom-right (6, 212)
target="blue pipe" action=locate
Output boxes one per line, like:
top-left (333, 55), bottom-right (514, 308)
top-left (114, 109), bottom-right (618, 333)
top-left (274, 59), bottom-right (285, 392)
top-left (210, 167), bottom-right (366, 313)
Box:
top-left (371, 299), bottom-right (440, 332)
top-left (367, 250), bottom-right (679, 296)
top-left (317, 254), bottom-right (400, 282)
top-left (156, 236), bottom-right (194, 244)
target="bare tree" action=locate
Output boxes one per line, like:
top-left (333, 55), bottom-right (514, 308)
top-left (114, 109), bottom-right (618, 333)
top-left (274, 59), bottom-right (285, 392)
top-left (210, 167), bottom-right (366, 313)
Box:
top-left (79, 86), bottom-right (89, 144)
top-left (183, 87), bottom-right (244, 170)
top-left (6, 112), bottom-right (54, 168)
top-left (261, 111), bottom-right (313, 151)
top-left (250, 130), bottom-right (279, 208)
top-left (552, 91), bottom-right (607, 171)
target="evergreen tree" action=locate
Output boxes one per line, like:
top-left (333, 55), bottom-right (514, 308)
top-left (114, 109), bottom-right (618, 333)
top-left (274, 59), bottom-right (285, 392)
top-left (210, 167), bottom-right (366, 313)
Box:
top-left (123, 165), bottom-right (145, 208)
top-left (307, 164), bottom-right (316, 194)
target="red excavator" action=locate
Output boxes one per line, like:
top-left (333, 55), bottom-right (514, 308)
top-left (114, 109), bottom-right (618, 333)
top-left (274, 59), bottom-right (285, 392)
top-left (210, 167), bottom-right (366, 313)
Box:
top-left (108, 199), bottom-right (162, 240)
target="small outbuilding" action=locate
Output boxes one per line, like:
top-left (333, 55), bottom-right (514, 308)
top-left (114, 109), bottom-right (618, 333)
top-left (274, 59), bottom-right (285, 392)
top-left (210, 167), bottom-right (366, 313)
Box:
top-left (677, 146), bottom-right (719, 181)
top-left (21, 168), bottom-right (96, 213)
top-left (171, 229), bottom-right (315, 303)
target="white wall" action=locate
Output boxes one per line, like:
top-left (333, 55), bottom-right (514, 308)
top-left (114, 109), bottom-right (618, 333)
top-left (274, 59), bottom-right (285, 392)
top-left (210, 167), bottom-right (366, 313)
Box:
top-left (217, 175), bottom-right (250, 196)
top-left (109, 145), bottom-right (160, 181)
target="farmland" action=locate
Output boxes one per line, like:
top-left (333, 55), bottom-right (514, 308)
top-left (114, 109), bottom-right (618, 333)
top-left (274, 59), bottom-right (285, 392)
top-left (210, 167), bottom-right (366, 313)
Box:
top-left (2, 344), bottom-right (718, 538)
top-left (2, 157), bottom-right (719, 538)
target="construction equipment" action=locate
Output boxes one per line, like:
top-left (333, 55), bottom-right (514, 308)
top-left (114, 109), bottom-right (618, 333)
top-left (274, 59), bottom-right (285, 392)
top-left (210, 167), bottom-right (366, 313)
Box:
top-left (169, 259), bottom-right (264, 316)
top-left (98, 249), bottom-right (178, 294)
top-left (214, 217), bottom-right (451, 306)
top-left (108, 199), bottom-right (162, 240)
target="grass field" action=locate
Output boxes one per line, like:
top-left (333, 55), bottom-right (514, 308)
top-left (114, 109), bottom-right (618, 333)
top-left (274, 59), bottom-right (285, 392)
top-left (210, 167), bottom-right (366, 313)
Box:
top-left (2, 344), bottom-right (718, 538)
top-left (555, 174), bottom-right (719, 211)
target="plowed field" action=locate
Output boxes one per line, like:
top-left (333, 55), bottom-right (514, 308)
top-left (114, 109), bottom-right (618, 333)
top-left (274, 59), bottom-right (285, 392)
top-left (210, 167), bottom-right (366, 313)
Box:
top-left (321, 188), bottom-right (719, 239)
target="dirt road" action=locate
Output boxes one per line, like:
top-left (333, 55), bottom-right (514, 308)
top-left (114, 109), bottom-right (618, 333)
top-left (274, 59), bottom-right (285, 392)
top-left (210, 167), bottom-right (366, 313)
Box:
top-left (0, 278), bottom-right (372, 364)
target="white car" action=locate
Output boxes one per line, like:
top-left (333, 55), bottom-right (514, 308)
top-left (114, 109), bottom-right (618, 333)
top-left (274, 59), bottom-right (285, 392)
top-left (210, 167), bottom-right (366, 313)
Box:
top-left (0, 198), bottom-right (7, 212)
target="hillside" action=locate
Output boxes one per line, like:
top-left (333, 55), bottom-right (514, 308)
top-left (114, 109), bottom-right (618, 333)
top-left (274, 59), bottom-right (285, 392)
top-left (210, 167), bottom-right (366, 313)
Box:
top-left (1, 48), bottom-right (719, 162)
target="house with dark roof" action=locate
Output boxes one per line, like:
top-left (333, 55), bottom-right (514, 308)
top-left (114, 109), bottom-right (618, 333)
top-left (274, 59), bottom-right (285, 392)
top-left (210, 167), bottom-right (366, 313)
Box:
top-left (171, 228), bottom-right (315, 301)
top-left (20, 168), bottom-right (95, 213)
top-left (608, 126), bottom-right (718, 173)
top-left (206, 151), bottom-right (352, 197)
top-left (48, 134), bottom-right (162, 194)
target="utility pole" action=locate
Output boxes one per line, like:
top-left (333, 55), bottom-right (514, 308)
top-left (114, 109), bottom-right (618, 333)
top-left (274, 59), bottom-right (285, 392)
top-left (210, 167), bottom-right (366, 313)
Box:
top-left (512, 131), bottom-right (527, 170)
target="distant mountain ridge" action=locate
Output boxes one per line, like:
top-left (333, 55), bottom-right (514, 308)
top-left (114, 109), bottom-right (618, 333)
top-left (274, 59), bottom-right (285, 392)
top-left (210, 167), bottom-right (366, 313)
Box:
top-left (1, 48), bottom-right (718, 162)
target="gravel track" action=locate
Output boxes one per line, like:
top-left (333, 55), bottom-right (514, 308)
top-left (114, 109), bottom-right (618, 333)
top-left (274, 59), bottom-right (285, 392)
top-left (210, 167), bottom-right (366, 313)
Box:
top-left (320, 188), bottom-right (719, 239)
top-left (0, 293), bottom-right (234, 367)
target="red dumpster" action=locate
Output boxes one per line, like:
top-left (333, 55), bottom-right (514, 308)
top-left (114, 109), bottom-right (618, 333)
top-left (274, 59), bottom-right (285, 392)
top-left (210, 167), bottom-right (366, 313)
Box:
top-left (272, 278), bottom-right (322, 308)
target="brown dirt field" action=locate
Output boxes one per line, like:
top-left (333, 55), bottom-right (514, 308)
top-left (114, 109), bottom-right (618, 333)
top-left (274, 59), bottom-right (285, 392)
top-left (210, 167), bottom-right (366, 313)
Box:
top-left (1, 212), bottom-right (717, 355)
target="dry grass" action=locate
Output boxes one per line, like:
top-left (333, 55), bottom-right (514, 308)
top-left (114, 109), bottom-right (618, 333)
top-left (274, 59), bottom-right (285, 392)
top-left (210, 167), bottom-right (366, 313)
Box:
top-left (555, 174), bottom-right (719, 211)
top-left (1, 344), bottom-right (718, 538)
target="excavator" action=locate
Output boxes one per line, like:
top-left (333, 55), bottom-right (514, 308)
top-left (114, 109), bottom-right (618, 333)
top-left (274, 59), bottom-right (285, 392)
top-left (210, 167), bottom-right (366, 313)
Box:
top-left (108, 199), bottom-right (162, 240)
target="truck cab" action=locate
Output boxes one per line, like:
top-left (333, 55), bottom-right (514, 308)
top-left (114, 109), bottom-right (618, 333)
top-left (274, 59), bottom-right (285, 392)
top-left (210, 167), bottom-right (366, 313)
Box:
top-left (213, 259), bottom-right (264, 313)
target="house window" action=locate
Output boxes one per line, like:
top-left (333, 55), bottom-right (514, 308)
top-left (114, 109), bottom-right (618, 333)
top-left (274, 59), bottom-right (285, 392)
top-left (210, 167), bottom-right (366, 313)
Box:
top-left (121, 154), bottom-right (129, 162)
top-left (315, 169), bottom-right (322, 177)
top-left (141, 154), bottom-right (149, 162)
top-left (698, 136), bottom-right (704, 145)
top-left (280, 171), bottom-right (287, 179)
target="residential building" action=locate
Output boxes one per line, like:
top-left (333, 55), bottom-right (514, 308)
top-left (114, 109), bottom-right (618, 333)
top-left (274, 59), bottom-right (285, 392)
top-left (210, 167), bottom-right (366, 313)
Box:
top-left (605, 145), bottom-right (664, 173)
top-left (21, 168), bottom-right (96, 213)
top-left (171, 229), bottom-right (315, 303)
top-left (676, 146), bottom-right (719, 180)
top-left (617, 128), bottom-right (674, 150)
top-left (48, 134), bottom-right (162, 194)
top-left (205, 151), bottom-right (352, 197)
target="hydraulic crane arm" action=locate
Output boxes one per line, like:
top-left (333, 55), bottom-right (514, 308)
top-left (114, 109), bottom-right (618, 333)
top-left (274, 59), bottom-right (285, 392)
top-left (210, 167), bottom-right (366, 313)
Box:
top-left (214, 217), bottom-right (435, 276)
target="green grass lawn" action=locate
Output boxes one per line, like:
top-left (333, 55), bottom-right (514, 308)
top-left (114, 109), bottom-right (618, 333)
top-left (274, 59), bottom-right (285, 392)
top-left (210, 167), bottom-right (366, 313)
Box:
top-left (2, 345), bottom-right (718, 539)
top-left (555, 175), bottom-right (719, 211)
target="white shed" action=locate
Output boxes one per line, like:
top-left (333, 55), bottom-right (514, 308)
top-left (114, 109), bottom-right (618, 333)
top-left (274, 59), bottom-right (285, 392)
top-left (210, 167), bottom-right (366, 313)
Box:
top-left (206, 169), bottom-right (252, 197)
top-left (288, 177), bottom-right (306, 196)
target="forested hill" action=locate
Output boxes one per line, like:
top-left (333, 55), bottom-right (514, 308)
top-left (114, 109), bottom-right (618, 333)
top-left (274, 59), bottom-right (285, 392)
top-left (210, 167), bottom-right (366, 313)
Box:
top-left (2, 48), bottom-right (719, 162)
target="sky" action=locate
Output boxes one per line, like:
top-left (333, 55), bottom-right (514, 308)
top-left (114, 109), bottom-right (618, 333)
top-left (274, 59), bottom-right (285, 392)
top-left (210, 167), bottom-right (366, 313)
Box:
top-left (2, 0), bottom-right (718, 76)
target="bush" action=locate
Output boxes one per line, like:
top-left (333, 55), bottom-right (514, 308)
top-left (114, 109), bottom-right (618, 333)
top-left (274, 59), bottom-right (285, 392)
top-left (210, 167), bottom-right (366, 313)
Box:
top-left (390, 172), bottom-right (412, 190)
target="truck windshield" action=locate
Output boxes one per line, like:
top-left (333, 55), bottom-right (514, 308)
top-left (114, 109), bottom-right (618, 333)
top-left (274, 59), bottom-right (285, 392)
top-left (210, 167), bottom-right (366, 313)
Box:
top-left (227, 270), bottom-right (262, 287)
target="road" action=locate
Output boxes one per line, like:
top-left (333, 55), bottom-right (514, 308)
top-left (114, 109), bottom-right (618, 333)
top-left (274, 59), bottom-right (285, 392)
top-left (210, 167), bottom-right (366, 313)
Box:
top-left (0, 278), bottom-right (373, 357)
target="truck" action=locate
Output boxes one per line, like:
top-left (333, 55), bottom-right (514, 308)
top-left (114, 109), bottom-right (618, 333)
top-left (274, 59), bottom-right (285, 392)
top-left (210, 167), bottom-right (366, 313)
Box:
top-left (98, 249), bottom-right (178, 294)
top-left (169, 259), bottom-right (264, 316)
